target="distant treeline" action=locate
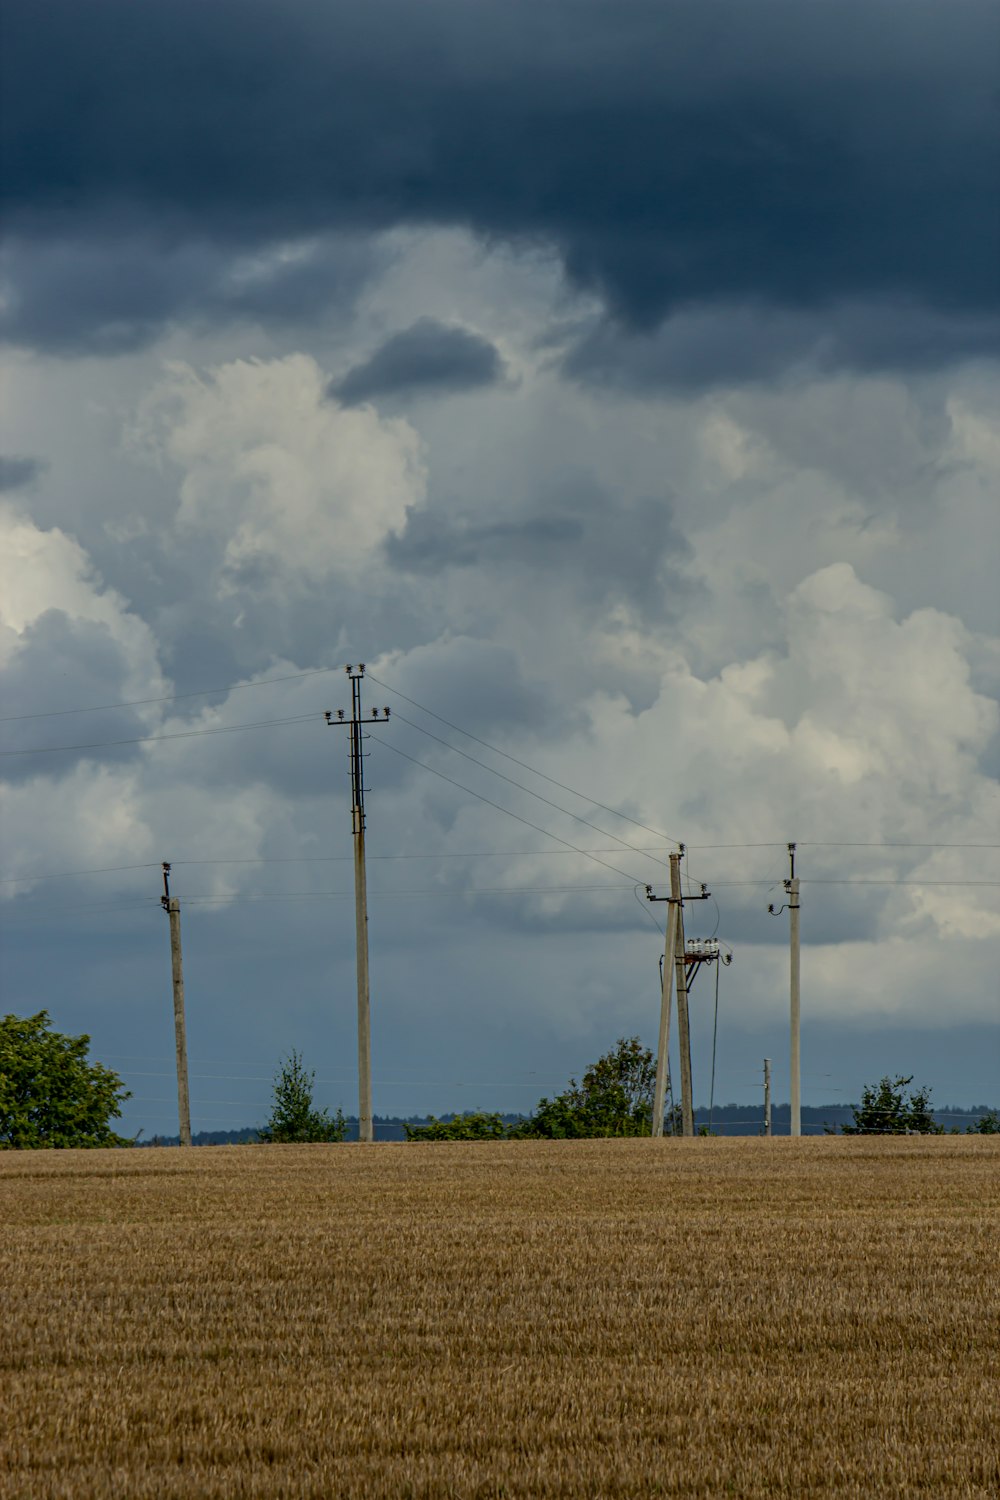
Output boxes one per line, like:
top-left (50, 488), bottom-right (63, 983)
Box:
top-left (138, 1104), bottom-right (998, 1146)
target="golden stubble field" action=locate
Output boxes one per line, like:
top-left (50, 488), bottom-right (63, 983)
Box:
top-left (1, 1138), bottom-right (997, 1499)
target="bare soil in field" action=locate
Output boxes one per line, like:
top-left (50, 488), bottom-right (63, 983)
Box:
top-left (1, 1138), bottom-right (997, 1499)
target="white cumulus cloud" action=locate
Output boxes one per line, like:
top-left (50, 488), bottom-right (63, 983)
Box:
top-left (131, 354), bottom-right (427, 588)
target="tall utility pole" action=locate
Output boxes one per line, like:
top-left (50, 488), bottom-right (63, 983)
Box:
top-left (788, 845), bottom-right (801, 1139)
top-left (768, 842), bottom-right (801, 1138)
top-left (160, 862), bottom-right (192, 1147)
top-left (325, 665), bottom-right (390, 1145)
top-left (647, 848), bottom-right (710, 1138)
top-left (763, 1057), bottom-right (772, 1137)
top-left (651, 891), bottom-right (678, 1137)
top-left (670, 852), bottom-right (695, 1139)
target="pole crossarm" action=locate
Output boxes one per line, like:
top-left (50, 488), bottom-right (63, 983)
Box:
top-left (645, 887), bottom-right (712, 905)
top-left (325, 663), bottom-right (391, 835)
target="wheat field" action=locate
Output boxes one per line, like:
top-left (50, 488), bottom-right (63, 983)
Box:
top-left (1, 1138), bottom-right (997, 1499)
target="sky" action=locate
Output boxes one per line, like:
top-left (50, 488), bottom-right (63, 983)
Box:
top-left (1, 0), bottom-right (998, 1139)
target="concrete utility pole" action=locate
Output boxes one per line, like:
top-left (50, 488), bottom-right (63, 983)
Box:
top-left (788, 845), bottom-right (801, 1139)
top-left (326, 665), bottom-right (390, 1145)
top-left (651, 892), bottom-right (678, 1137)
top-left (768, 842), bottom-right (801, 1138)
top-left (670, 852), bottom-right (695, 1138)
top-left (647, 849), bottom-right (712, 1138)
top-left (763, 1057), bottom-right (772, 1138)
top-left (160, 862), bottom-right (192, 1147)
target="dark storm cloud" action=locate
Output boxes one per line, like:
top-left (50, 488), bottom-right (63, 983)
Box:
top-left (0, 456), bottom-right (43, 491)
top-left (561, 302), bottom-right (1000, 391)
top-left (332, 320), bottom-right (505, 406)
top-left (2, 0), bottom-right (997, 360)
top-left (0, 235), bottom-right (381, 354)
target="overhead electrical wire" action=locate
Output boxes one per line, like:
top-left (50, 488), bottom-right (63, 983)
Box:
top-left (705, 877), bottom-right (1000, 888)
top-left (369, 734), bottom-right (651, 886)
top-left (0, 862), bottom-right (161, 885)
top-left (688, 840), bottom-right (1000, 851)
top-left (366, 671), bottom-right (681, 847)
top-left (802, 877), bottom-right (1000, 887)
top-left (0, 712), bottom-right (316, 757)
top-left (4, 663), bottom-right (996, 852)
top-left (6, 871), bottom-right (998, 905)
top-left (392, 710), bottom-right (669, 872)
top-left (0, 847), bottom-right (673, 887)
top-left (178, 884), bottom-right (634, 904)
top-left (0, 664), bottom-right (345, 723)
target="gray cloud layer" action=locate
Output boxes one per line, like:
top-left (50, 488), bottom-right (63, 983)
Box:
top-left (0, 455), bottom-right (43, 491)
top-left (3, 0), bottom-right (997, 364)
top-left (0, 235), bottom-right (380, 354)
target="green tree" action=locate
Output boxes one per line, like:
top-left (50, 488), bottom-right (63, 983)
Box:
top-left (0, 1011), bottom-right (132, 1149)
top-left (967, 1109), bottom-right (1000, 1135)
top-left (839, 1075), bottom-right (944, 1135)
top-left (404, 1112), bottom-right (510, 1141)
top-left (259, 1051), bottom-right (347, 1143)
top-left (512, 1037), bottom-right (656, 1139)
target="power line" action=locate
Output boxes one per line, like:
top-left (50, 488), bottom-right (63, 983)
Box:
top-left (370, 735), bottom-right (651, 886)
top-left (0, 863), bottom-right (160, 885)
top-left (365, 679), bottom-right (1000, 868)
top-left (393, 711), bottom-right (669, 872)
top-left (707, 878), bottom-right (1000, 888)
top-left (1, 901), bottom-right (160, 924)
top-left (366, 672), bottom-right (681, 847)
top-left (690, 840), bottom-right (1000, 851)
top-left (0, 665), bottom-right (345, 723)
top-left (6, 840), bottom-right (997, 890)
top-left (8, 875), bottom-right (999, 910)
top-left (0, 712), bottom-right (316, 758)
top-left (179, 884), bottom-right (635, 904)
top-left (801, 840), bottom-right (1000, 850)
top-left (0, 848), bottom-right (674, 887)
top-left (806, 877), bottom-right (1000, 888)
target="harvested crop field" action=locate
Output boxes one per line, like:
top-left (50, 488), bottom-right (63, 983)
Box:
top-left (2, 1138), bottom-right (997, 1499)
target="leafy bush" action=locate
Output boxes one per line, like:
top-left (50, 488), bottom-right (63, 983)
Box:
top-left (0, 1011), bottom-right (132, 1148)
top-left (839, 1075), bottom-right (943, 1135)
top-left (259, 1051), bottom-right (346, 1143)
top-left (967, 1109), bottom-right (999, 1134)
top-left (404, 1112), bottom-right (510, 1141)
top-left (511, 1037), bottom-right (655, 1139)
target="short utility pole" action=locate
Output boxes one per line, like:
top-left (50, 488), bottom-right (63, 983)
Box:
top-left (768, 842), bottom-right (801, 1138)
top-left (646, 848), bottom-right (711, 1137)
top-left (763, 1057), bottom-right (772, 1137)
top-left (160, 862), bottom-right (192, 1147)
top-left (325, 665), bottom-right (390, 1145)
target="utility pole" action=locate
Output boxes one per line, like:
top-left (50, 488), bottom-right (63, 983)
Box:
top-left (651, 892), bottom-right (678, 1137)
top-left (325, 665), bottom-right (390, 1145)
top-left (789, 845), bottom-right (801, 1139)
top-left (763, 1057), bottom-right (772, 1137)
top-left (670, 852), bottom-right (695, 1139)
top-left (160, 863), bottom-right (192, 1147)
top-left (768, 842), bottom-right (801, 1138)
top-left (647, 849), bottom-right (710, 1138)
